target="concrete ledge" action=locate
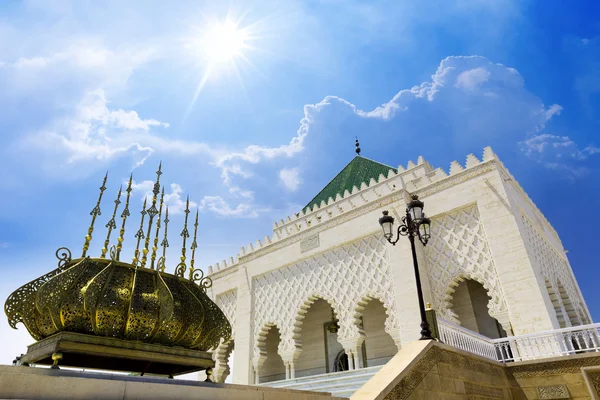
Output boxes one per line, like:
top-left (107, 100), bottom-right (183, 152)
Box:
top-left (0, 365), bottom-right (344, 400)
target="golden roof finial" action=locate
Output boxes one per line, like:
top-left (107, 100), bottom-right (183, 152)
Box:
top-left (101, 185), bottom-right (122, 259)
top-left (158, 206), bottom-right (169, 272)
top-left (141, 163), bottom-right (162, 268)
top-left (115, 174), bottom-right (133, 261)
top-left (175, 196), bottom-right (190, 277)
top-left (188, 209), bottom-right (199, 280)
top-left (150, 186), bottom-right (165, 270)
top-left (132, 197), bottom-right (147, 266)
top-left (82, 172), bottom-right (108, 258)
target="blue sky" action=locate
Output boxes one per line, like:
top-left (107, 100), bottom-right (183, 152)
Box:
top-left (0, 0), bottom-right (599, 365)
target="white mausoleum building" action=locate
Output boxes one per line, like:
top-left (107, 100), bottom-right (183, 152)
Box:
top-left (204, 146), bottom-right (591, 387)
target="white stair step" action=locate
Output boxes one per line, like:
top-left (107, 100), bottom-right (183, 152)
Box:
top-left (259, 366), bottom-right (383, 398)
top-left (268, 373), bottom-right (377, 390)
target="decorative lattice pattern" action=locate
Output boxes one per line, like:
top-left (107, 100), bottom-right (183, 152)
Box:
top-left (521, 215), bottom-right (586, 325)
top-left (216, 289), bottom-right (237, 336)
top-left (252, 234), bottom-right (397, 356)
top-left (424, 205), bottom-right (507, 321)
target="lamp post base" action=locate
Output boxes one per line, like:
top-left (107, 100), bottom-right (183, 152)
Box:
top-left (419, 321), bottom-right (434, 341)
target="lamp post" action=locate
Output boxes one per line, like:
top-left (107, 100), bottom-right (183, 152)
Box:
top-left (379, 194), bottom-right (433, 340)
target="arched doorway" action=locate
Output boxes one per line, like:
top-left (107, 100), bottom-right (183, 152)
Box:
top-left (295, 298), bottom-right (345, 378)
top-left (450, 279), bottom-right (506, 339)
top-left (259, 326), bottom-right (286, 383)
top-left (360, 298), bottom-right (398, 367)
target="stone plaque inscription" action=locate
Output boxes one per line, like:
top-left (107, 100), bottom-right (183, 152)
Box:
top-left (300, 234), bottom-right (320, 253)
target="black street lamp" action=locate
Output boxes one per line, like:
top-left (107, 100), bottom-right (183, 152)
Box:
top-left (379, 194), bottom-right (433, 340)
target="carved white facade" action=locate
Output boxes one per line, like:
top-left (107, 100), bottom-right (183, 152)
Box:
top-left (204, 147), bottom-right (592, 385)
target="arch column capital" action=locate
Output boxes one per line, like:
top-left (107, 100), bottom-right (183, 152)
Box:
top-left (338, 336), bottom-right (364, 351)
top-left (279, 349), bottom-right (300, 364)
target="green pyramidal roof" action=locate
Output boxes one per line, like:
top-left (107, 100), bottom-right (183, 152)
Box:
top-left (304, 156), bottom-right (396, 212)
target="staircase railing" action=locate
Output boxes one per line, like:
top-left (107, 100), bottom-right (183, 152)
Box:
top-left (437, 318), bottom-right (600, 362)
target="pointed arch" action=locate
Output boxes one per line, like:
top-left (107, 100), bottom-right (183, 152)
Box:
top-left (292, 294), bottom-right (342, 350)
top-left (293, 296), bottom-right (345, 377)
top-left (445, 276), bottom-right (507, 339)
top-left (254, 323), bottom-right (286, 383)
top-left (443, 273), bottom-right (502, 323)
top-left (354, 294), bottom-right (399, 366)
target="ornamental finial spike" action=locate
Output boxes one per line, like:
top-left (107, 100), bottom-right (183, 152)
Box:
top-left (101, 185), bottom-right (122, 258)
top-left (159, 206), bottom-right (170, 272)
top-left (141, 164), bottom-right (162, 268)
top-left (180, 196), bottom-right (191, 264)
top-left (132, 197), bottom-right (147, 266)
top-left (150, 186), bottom-right (165, 270)
top-left (116, 174), bottom-right (133, 261)
top-left (189, 208), bottom-right (199, 277)
top-left (355, 137), bottom-right (361, 156)
top-left (82, 171), bottom-right (108, 258)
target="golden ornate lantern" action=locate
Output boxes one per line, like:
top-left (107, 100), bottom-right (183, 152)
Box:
top-left (4, 165), bottom-right (231, 377)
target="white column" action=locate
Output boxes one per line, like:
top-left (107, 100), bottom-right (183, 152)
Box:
top-left (346, 350), bottom-right (355, 370)
top-left (284, 361), bottom-right (290, 380)
top-left (290, 361), bottom-right (296, 379)
top-left (232, 267), bottom-right (254, 384)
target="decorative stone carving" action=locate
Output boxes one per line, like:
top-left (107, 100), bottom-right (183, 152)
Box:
top-left (424, 204), bottom-right (508, 321)
top-left (521, 214), bottom-right (586, 325)
top-left (536, 385), bottom-right (570, 399)
top-left (252, 234), bottom-right (398, 356)
top-left (216, 289), bottom-right (237, 336)
top-left (300, 234), bottom-right (320, 253)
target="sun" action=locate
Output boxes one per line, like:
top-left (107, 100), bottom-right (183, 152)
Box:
top-left (182, 14), bottom-right (264, 118)
top-left (200, 20), bottom-right (248, 64)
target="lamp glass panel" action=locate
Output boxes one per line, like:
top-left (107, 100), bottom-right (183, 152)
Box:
top-left (381, 221), bottom-right (394, 239)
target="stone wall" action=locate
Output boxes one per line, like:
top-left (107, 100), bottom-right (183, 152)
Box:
top-left (0, 365), bottom-right (343, 400)
top-left (352, 340), bottom-right (600, 400)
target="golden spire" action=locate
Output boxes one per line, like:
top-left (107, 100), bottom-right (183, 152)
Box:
top-left (175, 196), bottom-right (190, 277)
top-left (82, 172), bottom-right (108, 258)
top-left (158, 207), bottom-right (169, 272)
top-left (188, 209), bottom-right (199, 280)
top-left (141, 163), bottom-right (162, 268)
top-left (150, 186), bottom-right (165, 270)
top-left (132, 198), bottom-right (147, 266)
top-left (101, 185), bottom-right (122, 258)
top-left (115, 174), bottom-right (133, 261)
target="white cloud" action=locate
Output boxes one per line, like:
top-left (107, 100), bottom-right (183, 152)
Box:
top-left (520, 134), bottom-right (600, 160)
top-left (23, 89), bottom-right (165, 168)
top-left (279, 168), bottom-right (302, 191)
top-left (131, 180), bottom-right (198, 214)
top-left (454, 67), bottom-right (491, 90)
top-left (519, 134), bottom-right (600, 176)
top-left (198, 196), bottom-right (269, 218)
